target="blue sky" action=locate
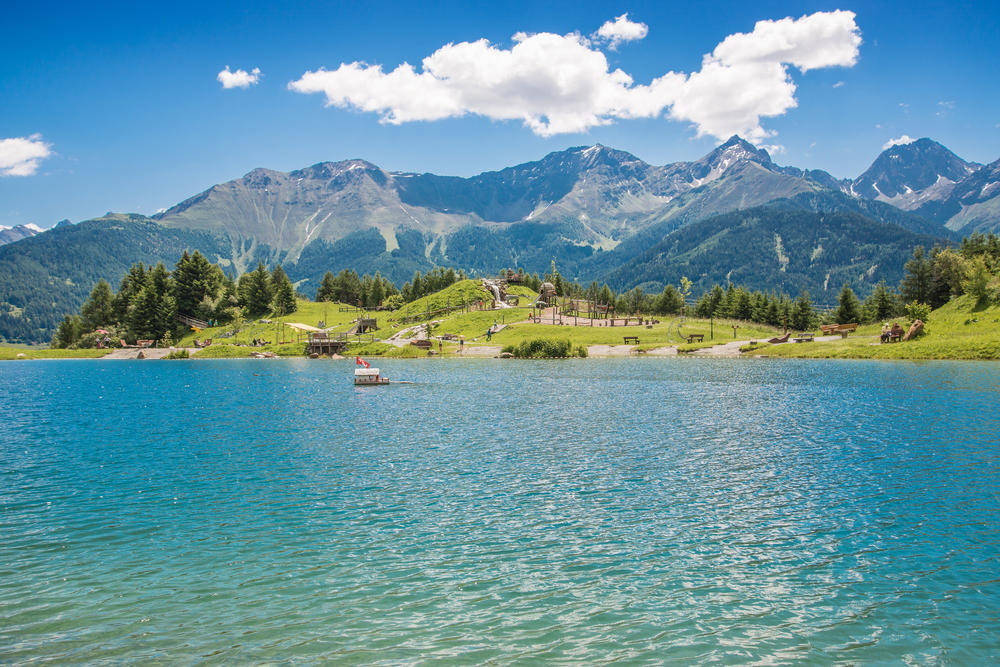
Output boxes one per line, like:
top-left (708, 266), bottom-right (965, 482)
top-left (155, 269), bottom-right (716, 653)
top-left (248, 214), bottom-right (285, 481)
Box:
top-left (2, 0), bottom-right (998, 227)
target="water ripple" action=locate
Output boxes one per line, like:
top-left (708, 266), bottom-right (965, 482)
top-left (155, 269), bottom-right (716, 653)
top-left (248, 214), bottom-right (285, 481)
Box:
top-left (1, 358), bottom-right (999, 663)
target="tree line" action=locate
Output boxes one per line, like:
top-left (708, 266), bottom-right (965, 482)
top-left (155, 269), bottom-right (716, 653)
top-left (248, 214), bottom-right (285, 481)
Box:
top-left (50, 232), bottom-right (1000, 348)
top-left (52, 251), bottom-right (297, 348)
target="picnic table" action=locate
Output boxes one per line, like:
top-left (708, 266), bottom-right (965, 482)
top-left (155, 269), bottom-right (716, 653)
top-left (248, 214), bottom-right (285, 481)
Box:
top-left (623, 336), bottom-right (640, 345)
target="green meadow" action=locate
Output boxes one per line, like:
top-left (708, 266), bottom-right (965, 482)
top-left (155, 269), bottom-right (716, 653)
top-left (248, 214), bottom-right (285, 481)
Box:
top-left (7, 281), bottom-right (999, 362)
top-left (756, 295), bottom-right (1000, 360)
top-left (0, 347), bottom-right (109, 360)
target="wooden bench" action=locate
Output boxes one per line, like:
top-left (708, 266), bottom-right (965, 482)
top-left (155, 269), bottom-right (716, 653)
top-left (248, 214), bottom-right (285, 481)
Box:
top-left (793, 333), bottom-right (815, 343)
top-left (410, 339), bottom-right (432, 349)
top-left (821, 323), bottom-right (858, 338)
top-left (685, 334), bottom-right (704, 343)
top-left (623, 336), bottom-right (639, 345)
top-left (888, 332), bottom-right (902, 343)
top-left (136, 339), bottom-right (154, 348)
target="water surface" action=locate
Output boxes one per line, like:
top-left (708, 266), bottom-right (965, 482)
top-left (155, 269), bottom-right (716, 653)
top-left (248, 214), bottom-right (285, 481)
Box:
top-left (1, 358), bottom-right (998, 663)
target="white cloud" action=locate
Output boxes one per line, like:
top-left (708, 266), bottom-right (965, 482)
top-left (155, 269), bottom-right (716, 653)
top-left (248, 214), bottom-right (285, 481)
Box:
top-left (833, 80), bottom-right (844, 88)
top-left (289, 10), bottom-right (861, 144)
top-left (0, 134), bottom-right (53, 176)
top-left (218, 66), bottom-right (261, 89)
top-left (595, 13), bottom-right (648, 49)
top-left (882, 134), bottom-right (916, 150)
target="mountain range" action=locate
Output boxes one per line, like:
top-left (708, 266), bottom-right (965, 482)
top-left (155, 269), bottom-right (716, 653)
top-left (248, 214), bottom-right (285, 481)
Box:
top-left (1, 136), bottom-right (997, 343)
top-left (0, 223), bottom-right (43, 246)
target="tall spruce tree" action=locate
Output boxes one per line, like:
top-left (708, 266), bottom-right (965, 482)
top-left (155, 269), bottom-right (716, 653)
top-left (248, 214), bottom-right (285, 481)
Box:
top-left (112, 262), bottom-right (147, 323)
top-left (862, 280), bottom-right (899, 322)
top-left (173, 250), bottom-right (220, 318)
top-left (52, 315), bottom-right (84, 348)
top-left (900, 246), bottom-right (934, 305)
top-left (790, 290), bottom-right (816, 331)
top-left (271, 264), bottom-right (297, 315)
top-left (833, 283), bottom-right (862, 324)
top-left (315, 271), bottom-right (337, 302)
top-left (80, 279), bottom-right (115, 330)
top-left (129, 262), bottom-right (176, 340)
top-left (241, 262), bottom-right (273, 316)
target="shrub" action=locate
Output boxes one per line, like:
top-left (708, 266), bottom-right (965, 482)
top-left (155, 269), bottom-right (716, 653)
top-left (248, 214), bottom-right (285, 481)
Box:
top-left (383, 294), bottom-right (405, 311)
top-left (164, 349), bottom-right (190, 359)
top-left (904, 301), bottom-right (931, 323)
top-left (503, 338), bottom-right (586, 358)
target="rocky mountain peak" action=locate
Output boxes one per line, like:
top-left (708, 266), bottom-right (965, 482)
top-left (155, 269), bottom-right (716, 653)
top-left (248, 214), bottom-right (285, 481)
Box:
top-left (852, 138), bottom-right (979, 207)
top-left (0, 222), bottom-right (44, 246)
top-left (684, 135), bottom-right (774, 184)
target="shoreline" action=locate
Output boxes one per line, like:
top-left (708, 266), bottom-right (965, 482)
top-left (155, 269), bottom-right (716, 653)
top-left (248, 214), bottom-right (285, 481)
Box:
top-left (5, 340), bottom-right (998, 362)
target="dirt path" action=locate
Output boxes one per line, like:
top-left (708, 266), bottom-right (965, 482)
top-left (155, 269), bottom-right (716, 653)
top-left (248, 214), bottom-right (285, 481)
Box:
top-left (691, 340), bottom-right (752, 357)
top-left (587, 344), bottom-right (640, 357)
top-left (458, 345), bottom-right (503, 357)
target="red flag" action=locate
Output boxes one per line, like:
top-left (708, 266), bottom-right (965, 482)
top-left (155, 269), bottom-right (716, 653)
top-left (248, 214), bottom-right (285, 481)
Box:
top-left (355, 356), bottom-right (369, 368)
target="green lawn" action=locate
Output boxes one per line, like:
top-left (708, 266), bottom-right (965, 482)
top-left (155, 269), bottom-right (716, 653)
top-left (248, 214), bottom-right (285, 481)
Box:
top-left (172, 285), bottom-right (791, 360)
top-left (193, 342), bottom-right (307, 358)
top-left (481, 316), bottom-right (780, 349)
top-left (757, 296), bottom-right (1000, 360)
top-left (0, 347), bottom-right (108, 360)
top-left (175, 300), bottom-right (372, 348)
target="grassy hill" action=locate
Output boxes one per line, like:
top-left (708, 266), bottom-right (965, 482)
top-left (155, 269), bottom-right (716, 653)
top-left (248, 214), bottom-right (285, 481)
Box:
top-left (757, 295), bottom-right (1000, 359)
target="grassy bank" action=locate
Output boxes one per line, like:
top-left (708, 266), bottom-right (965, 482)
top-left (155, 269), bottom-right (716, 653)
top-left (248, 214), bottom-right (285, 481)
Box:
top-left (0, 347), bottom-right (109, 360)
top-left (193, 342), bottom-right (307, 358)
top-left (756, 296), bottom-right (1000, 360)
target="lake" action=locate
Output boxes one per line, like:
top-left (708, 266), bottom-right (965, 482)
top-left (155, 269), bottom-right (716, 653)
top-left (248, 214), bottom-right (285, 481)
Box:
top-left (1, 358), bottom-right (998, 663)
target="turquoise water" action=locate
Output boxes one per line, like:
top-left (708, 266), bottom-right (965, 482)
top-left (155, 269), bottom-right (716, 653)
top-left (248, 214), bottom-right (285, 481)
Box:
top-left (1, 358), bottom-right (999, 664)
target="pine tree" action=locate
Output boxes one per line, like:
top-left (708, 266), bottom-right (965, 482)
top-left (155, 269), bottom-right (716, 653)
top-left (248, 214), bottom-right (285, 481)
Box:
top-left (173, 250), bottom-right (220, 318)
top-left (128, 286), bottom-right (160, 339)
top-left (112, 262), bottom-right (147, 323)
top-left (148, 263), bottom-right (176, 338)
top-left (80, 279), bottom-right (114, 330)
top-left (370, 271), bottom-right (386, 308)
top-left (411, 271), bottom-right (424, 300)
top-left (833, 283), bottom-right (861, 324)
top-left (241, 262), bottom-right (273, 316)
top-left (790, 290), bottom-right (816, 331)
top-left (734, 289), bottom-right (753, 321)
top-left (271, 264), bottom-right (297, 315)
top-left (315, 271), bottom-right (337, 302)
top-left (862, 280), bottom-right (899, 322)
top-left (52, 315), bottom-right (83, 348)
top-left (655, 284), bottom-right (683, 314)
top-left (900, 246), bottom-right (933, 305)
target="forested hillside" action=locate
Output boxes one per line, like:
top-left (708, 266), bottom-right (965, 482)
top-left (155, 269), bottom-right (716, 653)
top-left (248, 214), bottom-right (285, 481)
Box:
top-left (0, 215), bottom-right (239, 344)
top-left (601, 207), bottom-right (946, 297)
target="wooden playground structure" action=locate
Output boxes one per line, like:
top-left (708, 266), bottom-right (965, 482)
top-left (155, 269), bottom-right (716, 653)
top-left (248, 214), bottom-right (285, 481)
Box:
top-left (528, 295), bottom-right (655, 328)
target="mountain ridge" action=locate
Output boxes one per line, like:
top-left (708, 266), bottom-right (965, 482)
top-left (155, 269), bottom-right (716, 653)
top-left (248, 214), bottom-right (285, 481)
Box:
top-left (2, 135), bottom-right (997, 343)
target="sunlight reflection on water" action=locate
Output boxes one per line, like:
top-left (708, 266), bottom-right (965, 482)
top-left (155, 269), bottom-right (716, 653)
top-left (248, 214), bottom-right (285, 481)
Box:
top-left (1, 358), bottom-right (998, 663)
